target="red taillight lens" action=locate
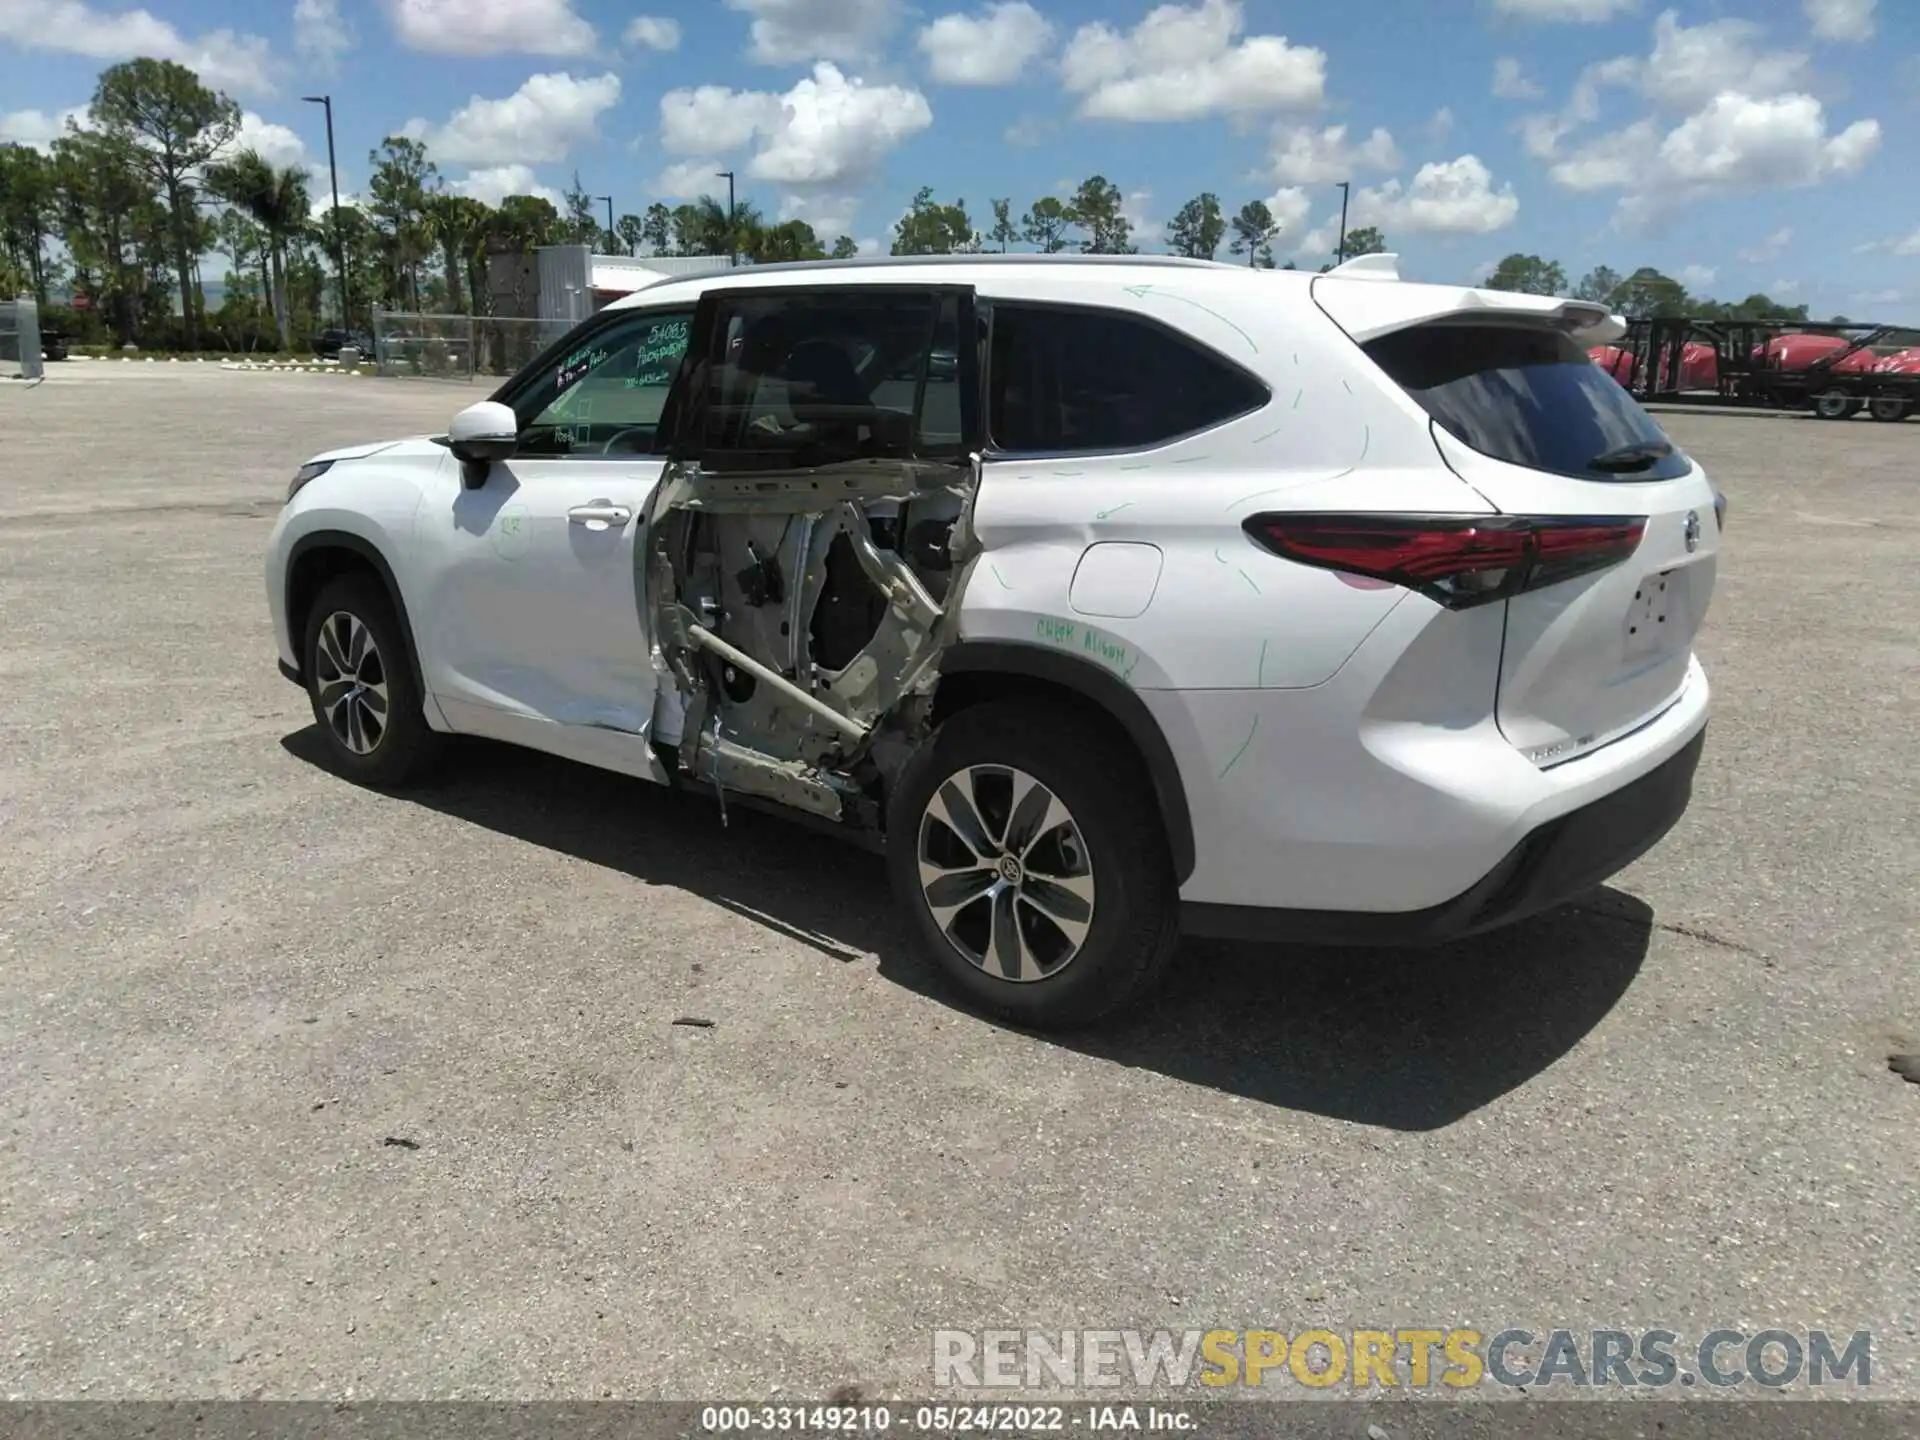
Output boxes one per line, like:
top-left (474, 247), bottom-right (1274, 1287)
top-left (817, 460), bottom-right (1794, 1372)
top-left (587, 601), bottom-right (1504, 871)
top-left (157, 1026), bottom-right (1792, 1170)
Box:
top-left (1244, 514), bottom-right (1646, 610)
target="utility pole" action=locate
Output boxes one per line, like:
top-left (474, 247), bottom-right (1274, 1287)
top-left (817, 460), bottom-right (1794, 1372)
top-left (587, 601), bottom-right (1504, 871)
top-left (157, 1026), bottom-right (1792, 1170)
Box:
top-left (597, 195), bottom-right (615, 252)
top-left (717, 169), bottom-right (737, 266)
top-left (1335, 181), bottom-right (1351, 267)
top-left (303, 94), bottom-right (350, 328)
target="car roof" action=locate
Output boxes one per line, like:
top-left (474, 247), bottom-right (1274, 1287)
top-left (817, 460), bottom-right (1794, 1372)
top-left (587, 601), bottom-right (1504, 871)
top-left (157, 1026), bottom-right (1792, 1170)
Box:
top-left (601, 252), bottom-right (1627, 347)
top-left (603, 252), bottom-right (1315, 310)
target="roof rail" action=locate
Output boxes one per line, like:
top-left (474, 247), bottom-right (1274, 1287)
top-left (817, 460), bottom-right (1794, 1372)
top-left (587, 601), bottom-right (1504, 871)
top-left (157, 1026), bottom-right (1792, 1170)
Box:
top-left (650, 252), bottom-right (1240, 282)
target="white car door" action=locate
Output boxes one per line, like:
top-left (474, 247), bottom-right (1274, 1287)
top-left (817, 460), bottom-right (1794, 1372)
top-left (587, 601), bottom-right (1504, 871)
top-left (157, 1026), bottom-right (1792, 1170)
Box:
top-left (416, 305), bottom-right (695, 781)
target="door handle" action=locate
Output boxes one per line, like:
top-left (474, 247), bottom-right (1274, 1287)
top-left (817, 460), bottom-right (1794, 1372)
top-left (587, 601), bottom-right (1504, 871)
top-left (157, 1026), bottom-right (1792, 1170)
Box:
top-left (568, 502), bottom-right (632, 530)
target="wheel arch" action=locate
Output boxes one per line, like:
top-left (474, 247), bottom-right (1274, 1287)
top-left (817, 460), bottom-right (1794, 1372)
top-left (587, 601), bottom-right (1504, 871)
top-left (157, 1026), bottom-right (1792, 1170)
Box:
top-left (931, 640), bottom-right (1196, 884)
top-left (285, 530), bottom-right (427, 698)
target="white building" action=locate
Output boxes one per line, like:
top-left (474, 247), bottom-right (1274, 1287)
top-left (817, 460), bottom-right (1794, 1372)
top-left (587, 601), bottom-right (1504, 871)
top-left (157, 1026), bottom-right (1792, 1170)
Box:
top-left (534, 247), bottom-right (735, 325)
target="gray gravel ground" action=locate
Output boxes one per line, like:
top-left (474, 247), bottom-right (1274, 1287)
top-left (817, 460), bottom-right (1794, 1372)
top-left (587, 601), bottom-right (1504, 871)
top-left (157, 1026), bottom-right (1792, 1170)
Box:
top-left (1, 365), bottom-right (1916, 1402)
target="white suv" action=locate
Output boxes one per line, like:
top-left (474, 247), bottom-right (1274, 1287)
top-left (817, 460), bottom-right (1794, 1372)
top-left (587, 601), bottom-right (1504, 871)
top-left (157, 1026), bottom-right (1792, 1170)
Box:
top-left (266, 254), bottom-right (1719, 1028)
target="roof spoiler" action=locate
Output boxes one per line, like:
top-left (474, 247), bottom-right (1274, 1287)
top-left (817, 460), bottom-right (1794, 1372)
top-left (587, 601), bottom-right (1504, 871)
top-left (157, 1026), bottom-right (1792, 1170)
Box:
top-left (1324, 252), bottom-right (1401, 282)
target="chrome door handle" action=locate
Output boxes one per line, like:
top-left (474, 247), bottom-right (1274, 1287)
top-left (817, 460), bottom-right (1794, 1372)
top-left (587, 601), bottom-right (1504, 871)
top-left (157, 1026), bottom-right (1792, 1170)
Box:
top-left (568, 503), bottom-right (632, 529)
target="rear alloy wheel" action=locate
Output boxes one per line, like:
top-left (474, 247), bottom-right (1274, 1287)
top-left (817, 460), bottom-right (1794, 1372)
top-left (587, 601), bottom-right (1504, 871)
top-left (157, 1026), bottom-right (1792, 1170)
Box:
top-left (301, 574), bottom-right (440, 787)
top-left (1868, 396), bottom-right (1911, 423)
top-left (887, 700), bottom-right (1179, 1029)
top-left (1813, 389), bottom-right (1855, 420)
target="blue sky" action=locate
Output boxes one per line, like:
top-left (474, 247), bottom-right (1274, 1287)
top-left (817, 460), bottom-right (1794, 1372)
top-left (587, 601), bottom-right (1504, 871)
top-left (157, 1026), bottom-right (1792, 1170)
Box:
top-left (4, 0), bottom-right (1919, 319)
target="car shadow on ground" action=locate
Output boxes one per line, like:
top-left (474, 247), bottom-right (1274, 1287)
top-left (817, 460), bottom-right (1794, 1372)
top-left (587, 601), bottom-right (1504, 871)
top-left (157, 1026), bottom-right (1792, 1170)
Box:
top-left (283, 729), bottom-right (1653, 1132)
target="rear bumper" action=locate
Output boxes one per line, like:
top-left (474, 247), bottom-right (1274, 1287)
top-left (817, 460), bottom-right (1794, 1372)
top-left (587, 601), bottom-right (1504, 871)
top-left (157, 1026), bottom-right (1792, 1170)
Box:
top-left (1181, 725), bottom-right (1705, 947)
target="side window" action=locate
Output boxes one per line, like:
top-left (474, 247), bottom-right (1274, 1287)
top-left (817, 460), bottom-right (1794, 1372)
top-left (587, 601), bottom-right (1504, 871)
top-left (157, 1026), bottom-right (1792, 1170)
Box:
top-left (512, 309), bottom-right (694, 458)
top-left (682, 288), bottom-right (967, 473)
top-left (987, 303), bottom-right (1269, 454)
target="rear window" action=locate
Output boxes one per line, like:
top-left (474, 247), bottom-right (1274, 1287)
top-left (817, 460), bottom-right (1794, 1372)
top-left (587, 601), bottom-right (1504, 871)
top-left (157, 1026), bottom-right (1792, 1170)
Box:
top-left (1364, 323), bottom-right (1692, 482)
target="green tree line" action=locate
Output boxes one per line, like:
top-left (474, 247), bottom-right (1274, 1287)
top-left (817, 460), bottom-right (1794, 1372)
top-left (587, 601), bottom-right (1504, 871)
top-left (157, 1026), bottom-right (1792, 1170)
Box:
top-left (1, 56), bottom-right (1850, 355)
top-left (1479, 253), bottom-right (1840, 325)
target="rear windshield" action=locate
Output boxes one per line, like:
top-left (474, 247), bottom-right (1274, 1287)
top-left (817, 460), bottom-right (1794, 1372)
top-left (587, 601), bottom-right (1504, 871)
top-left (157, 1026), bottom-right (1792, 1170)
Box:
top-left (1364, 322), bottom-right (1693, 482)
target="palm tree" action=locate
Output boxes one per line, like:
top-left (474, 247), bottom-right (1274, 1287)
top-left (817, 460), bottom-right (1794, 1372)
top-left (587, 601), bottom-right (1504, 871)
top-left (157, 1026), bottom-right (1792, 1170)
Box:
top-left (206, 147), bottom-right (310, 351)
top-left (424, 193), bottom-right (488, 314)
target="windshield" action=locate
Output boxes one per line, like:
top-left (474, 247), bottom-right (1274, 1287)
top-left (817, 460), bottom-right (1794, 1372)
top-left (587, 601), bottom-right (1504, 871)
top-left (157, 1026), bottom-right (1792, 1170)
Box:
top-left (1364, 322), bottom-right (1693, 483)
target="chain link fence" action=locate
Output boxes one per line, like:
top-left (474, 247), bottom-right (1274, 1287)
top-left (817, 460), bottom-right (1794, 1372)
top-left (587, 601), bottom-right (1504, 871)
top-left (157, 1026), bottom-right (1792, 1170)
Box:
top-left (373, 310), bottom-right (571, 382)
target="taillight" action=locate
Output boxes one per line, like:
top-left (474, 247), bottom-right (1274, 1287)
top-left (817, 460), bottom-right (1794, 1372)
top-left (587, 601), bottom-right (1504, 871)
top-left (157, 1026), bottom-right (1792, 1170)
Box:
top-left (1243, 513), bottom-right (1647, 610)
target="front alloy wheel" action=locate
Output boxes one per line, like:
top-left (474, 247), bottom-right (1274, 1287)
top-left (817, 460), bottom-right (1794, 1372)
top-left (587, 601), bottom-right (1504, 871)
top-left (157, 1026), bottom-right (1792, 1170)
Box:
top-left (918, 764), bottom-right (1097, 983)
top-left (313, 610), bottom-right (390, 755)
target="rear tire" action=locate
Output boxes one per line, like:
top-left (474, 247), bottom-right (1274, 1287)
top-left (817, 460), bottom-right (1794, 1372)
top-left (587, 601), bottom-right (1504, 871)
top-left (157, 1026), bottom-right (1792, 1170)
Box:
top-left (886, 700), bottom-right (1180, 1029)
top-left (1868, 396), bottom-right (1911, 423)
top-left (301, 574), bottom-right (441, 788)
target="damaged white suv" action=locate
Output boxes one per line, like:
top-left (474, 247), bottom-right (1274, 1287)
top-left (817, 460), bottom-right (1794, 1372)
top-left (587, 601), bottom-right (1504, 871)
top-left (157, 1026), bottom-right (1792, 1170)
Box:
top-left (266, 253), bottom-right (1719, 1028)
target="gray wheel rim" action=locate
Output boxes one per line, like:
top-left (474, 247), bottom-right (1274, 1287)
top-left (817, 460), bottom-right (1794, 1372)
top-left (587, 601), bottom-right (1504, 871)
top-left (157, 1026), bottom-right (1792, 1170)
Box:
top-left (313, 610), bottom-right (389, 756)
top-left (916, 764), bottom-right (1096, 983)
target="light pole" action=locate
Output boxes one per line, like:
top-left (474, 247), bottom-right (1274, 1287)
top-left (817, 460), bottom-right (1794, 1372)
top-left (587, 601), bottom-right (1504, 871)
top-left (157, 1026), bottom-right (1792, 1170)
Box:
top-left (1334, 181), bottom-right (1351, 267)
top-left (597, 195), bottom-right (614, 252)
top-left (303, 94), bottom-right (349, 327)
top-left (716, 168), bottom-right (736, 266)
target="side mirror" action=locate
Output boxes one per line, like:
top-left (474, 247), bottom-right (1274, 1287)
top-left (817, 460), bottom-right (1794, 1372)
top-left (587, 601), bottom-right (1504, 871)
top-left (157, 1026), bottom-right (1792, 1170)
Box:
top-left (448, 400), bottom-right (518, 465)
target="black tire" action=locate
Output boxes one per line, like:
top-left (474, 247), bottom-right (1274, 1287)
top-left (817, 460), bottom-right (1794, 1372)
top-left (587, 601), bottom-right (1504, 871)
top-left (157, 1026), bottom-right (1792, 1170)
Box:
top-left (886, 699), bottom-right (1180, 1029)
top-left (301, 573), bottom-right (441, 787)
top-left (1813, 389), bottom-right (1853, 420)
top-left (1868, 396), bottom-right (1911, 423)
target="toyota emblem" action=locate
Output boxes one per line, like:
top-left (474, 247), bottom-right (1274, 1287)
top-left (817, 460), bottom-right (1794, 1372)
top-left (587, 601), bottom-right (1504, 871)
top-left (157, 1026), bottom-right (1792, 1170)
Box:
top-left (1684, 510), bottom-right (1701, 553)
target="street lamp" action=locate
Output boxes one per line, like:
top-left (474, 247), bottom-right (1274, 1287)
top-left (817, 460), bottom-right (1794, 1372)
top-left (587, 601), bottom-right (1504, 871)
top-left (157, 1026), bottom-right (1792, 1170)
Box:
top-left (302, 94), bottom-right (350, 327)
top-left (716, 168), bottom-right (736, 266)
top-left (1334, 181), bottom-right (1351, 267)
top-left (596, 195), bottom-right (615, 252)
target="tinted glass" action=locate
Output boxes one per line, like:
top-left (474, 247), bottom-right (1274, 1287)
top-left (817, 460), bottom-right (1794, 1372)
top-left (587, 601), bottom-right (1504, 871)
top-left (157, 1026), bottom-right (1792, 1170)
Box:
top-left (687, 289), bottom-right (959, 472)
top-left (514, 309), bottom-right (694, 457)
top-left (1364, 323), bottom-right (1693, 482)
top-left (987, 304), bottom-right (1268, 453)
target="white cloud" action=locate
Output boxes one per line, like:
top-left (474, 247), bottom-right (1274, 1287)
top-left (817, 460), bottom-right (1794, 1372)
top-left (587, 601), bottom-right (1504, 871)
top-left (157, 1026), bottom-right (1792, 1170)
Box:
top-left (387, 0), bottom-right (596, 56)
top-left (1120, 188), bottom-right (1157, 240)
top-left (1551, 91), bottom-right (1880, 229)
top-left (1805, 0), bottom-right (1875, 43)
top-left (450, 164), bottom-right (561, 206)
top-left (1857, 226), bottom-right (1920, 257)
top-left (1769, 277), bottom-right (1800, 295)
top-left (658, 85), bottom-right (784, 155)
top-left (1003, 114), bottom-right (1050, 146)
top-left (1636, 10), bottom-right (1810, 112)
top-left (1352, 154), bottom-right (1522, 236)
top-left (655, 63), bottom-right (932, 236)
top-left (1266, 122), bottom-right (1399, 185)
top-left (0, 105), bottom-right (88, 150)
top-left (1491, 0), bottom-right (1636, 20)
top-left (294, 0), bottom-right (352, 68)
top-left (407, 72), bottom-right (621, 165)
top-left (217, 110), bottom-right (308, 169)
top-left (1060, 0), bottom-right (1325, 123)
top-left (1427, 106), bottom-right (1455, 142)
top-left (658, 63), bottom-right (930, 186)
top-left (310, 190), bottom-right (365, 221)
top-left (624, 14), bottom-right (680, 49)
top-left (1492, 56), bottom-right (1544, 100)
top-left (1737, 226), bottom-right (1793, 263)
top-left (855, 235), bottom-right (882, 256)
top-left (1854, 288), bottom-right (1904, 305)
top-left (0, 0), bottom-right (278, 95)
top-left (1261, 184), bottom-right (1315, 244)
top-left (1678, 263), bottom-right (1717, 288)
top-left (724, 0), bottom-right (900, 65)
top-left (919, 2), bottom-right (1053, 85)
top-left (651, 158), bottom-right (726, 199)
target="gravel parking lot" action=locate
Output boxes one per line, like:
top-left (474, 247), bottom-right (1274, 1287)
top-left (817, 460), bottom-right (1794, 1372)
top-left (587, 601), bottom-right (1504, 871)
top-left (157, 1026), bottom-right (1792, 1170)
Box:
top-left (2, 364), bottom-right (1916, 1401)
